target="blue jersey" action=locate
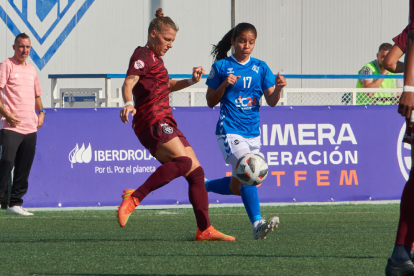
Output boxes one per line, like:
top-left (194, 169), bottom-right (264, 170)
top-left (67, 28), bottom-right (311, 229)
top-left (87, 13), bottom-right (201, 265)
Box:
top-left (206, 56), bottom-right (275, 138)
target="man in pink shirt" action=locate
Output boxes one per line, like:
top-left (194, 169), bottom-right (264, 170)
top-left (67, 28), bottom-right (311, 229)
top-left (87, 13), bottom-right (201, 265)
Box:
top-left (0, 33), bottom-right (45, 216)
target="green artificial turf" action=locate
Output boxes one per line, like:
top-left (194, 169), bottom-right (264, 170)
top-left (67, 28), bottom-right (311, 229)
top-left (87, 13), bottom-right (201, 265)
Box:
top-left (0, 204), bottom-right (399, 275)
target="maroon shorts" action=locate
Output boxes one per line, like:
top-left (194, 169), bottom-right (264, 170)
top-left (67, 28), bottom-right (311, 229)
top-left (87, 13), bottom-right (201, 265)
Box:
top-left (411, 0), bottom-right (414, 29)
top-left (393, 1), bottom-right (414, 53)
top-left (135, 119), bottom-right (190, 157)
top-left (394, 26), bottom-right (410, 53)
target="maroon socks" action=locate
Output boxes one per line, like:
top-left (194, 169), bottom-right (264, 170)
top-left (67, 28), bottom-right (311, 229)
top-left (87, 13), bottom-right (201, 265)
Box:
top-left (132, 156), bottom-right (192, 202)
top-left (395, 170), bottom-right (414, 247)
top-left (131, 157), bottom-right (211, 231)
top-left (186, 166), bottom-right (210, 232)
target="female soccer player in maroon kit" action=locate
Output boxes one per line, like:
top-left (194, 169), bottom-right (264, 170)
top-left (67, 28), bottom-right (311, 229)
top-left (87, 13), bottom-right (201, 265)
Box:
top-left (116, 9), bottom-right (235, 241)
top-left (384, 0), bottom-right (414, 275)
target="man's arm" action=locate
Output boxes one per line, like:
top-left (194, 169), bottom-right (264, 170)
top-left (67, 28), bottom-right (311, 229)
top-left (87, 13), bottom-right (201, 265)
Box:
top-left (35, 96), bottom-right (44, 129)
top-left (359, 66), bottom-right (387, 97)
top-left (0, 89), bottom-right (20, 127)
top-left (383, 45), bottom-right (405, 73)
top-left (361, 78), bottom-right (386, 89)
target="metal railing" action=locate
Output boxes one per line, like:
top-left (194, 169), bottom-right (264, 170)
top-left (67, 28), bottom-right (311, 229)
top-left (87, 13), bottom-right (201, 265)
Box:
top-left (48, 74), bottom-right (404, 107)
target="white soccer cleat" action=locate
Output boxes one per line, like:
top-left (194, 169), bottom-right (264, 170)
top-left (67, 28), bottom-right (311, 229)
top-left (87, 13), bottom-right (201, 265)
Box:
top-left (253, 216), bottom-right (279, 240)
top-left (6, 206), bottom-right (34, 216)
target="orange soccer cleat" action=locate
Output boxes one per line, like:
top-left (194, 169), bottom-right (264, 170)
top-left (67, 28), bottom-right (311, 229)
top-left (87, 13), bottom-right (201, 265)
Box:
top-left (116, 189), bottom-right (140, 227)
top-left (195, 225), bottom-right (236, 241)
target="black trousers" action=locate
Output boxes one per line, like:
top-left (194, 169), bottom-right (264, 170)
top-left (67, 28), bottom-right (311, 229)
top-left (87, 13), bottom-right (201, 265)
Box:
top-left (0, 129), bottom-right (37, 207)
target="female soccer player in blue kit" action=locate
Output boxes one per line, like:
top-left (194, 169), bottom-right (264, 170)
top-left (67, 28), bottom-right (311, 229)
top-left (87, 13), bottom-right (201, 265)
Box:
top-left (205, 23), bottom-right (287, 240)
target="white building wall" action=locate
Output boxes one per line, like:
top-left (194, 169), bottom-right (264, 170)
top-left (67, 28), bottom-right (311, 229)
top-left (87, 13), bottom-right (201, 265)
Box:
top-left (0, 0), bottom-right (409, 107)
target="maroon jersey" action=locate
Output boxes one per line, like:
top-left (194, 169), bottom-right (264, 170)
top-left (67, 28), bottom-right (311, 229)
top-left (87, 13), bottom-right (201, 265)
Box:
top-left (126, 46), bottom-right (176, 134)
top-left (393, 0), bottom-right (414, 53)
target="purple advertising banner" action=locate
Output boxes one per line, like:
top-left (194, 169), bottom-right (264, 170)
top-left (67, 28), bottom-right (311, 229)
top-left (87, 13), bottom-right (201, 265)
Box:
top-left (24, 106), bottom-right (408, 208)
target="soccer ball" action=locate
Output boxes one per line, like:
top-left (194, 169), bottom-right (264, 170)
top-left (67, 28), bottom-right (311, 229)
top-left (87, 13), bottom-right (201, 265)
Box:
top-left (235, 153), bottom-right (268, 186)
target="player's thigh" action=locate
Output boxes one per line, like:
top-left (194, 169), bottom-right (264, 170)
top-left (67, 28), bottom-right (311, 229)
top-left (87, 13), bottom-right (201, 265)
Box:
top-left (245, 135), bottom-right (262, 154)
top-left (155, 137), bottom-right (188, 164)
top-left (224, 135), bottom-right (262, 172)
top-left (218, 134), bottom-right (250, 162)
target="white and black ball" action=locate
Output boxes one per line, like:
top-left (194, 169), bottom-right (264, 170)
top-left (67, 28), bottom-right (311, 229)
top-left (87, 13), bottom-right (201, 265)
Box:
top-left (235, 153), bottom-right (268, 186)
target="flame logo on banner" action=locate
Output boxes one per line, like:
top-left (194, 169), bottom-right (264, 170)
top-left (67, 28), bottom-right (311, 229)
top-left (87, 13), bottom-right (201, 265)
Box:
top-left (69, 143), bottom-right (92, 168)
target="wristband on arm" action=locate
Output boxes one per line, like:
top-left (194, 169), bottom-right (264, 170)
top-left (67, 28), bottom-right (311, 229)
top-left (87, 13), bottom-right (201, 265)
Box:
top-left (404, 86), bottom-right (414, 93)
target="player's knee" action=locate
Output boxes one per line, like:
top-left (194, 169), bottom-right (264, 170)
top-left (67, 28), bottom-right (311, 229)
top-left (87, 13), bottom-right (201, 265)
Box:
top-left (172, 156), bottom-right (192, 176)
top-left (230, 177), bottom-right (242, 196)
top-left (190, 158), bottom-right (200, 171)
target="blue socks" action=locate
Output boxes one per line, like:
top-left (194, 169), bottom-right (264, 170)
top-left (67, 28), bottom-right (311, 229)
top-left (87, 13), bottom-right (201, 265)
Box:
top-left (205, 176), bottom-right (261, 224)
top-left (240, 184), bottom-right (262, 224)
top-left (205, 177), bottom-right (232, 195)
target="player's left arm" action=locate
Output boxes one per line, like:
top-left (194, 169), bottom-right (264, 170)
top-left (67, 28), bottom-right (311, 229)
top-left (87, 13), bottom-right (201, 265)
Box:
top-left (169, 66), bottom-right (205, 92)
top-left (35, 96), bottom-right (45, 129)
top-left (263, 72), bottom-right (287, 107)
top-left (383, 45), bottom-right (404, 73)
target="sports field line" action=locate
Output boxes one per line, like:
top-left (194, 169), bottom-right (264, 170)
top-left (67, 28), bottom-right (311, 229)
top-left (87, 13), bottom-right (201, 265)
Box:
top-left (23, 199), bottom-right (400, 212)
top-left (2, 210), bottom-right (398, 220)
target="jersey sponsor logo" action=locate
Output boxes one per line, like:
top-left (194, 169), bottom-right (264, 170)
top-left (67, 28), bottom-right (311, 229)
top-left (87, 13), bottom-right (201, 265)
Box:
top-left (397, 122), bottom-right (411, 181)
top-left (227, 68), bottom-right (235, 74)
top-left (252, 65), bottom-right (260, 73)
top-left (134, 60), bottom-right (145, 70)
top-left (235, 96), bottom-right (258, 109)
top-left (208, 67), bottom-right (215, 79)
top-left (0, 0), bottom-right (95, 70)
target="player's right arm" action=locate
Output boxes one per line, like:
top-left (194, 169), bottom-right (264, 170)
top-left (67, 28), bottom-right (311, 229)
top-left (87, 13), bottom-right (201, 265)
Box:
top-left (0, 61), bottom-right (20, 127)
top-left (206, 74), bottom-right (240, 108)
top-left (383, 45), bottom-right (404, 73)
top-left (0, 96), bottom-right (20, 127)
top-left (120, 75), bottom-right (139, 124)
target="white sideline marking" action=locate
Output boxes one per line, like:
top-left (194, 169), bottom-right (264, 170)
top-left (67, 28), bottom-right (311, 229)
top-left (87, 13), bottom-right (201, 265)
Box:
top-left (22, 200), bottom-right (400, 212)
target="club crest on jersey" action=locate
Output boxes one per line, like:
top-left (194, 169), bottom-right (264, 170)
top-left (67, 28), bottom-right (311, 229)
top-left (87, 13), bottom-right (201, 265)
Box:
top-left (227, 68), bottom-right (235, 74)
top-left (208, 67), bottom-right (215, 79)
top-left (252, 65), bottom-right (260, 73)
top-left (161, 124), bottom-right (173, 135)
top-left (134, 60), bottom-right (145, 70)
